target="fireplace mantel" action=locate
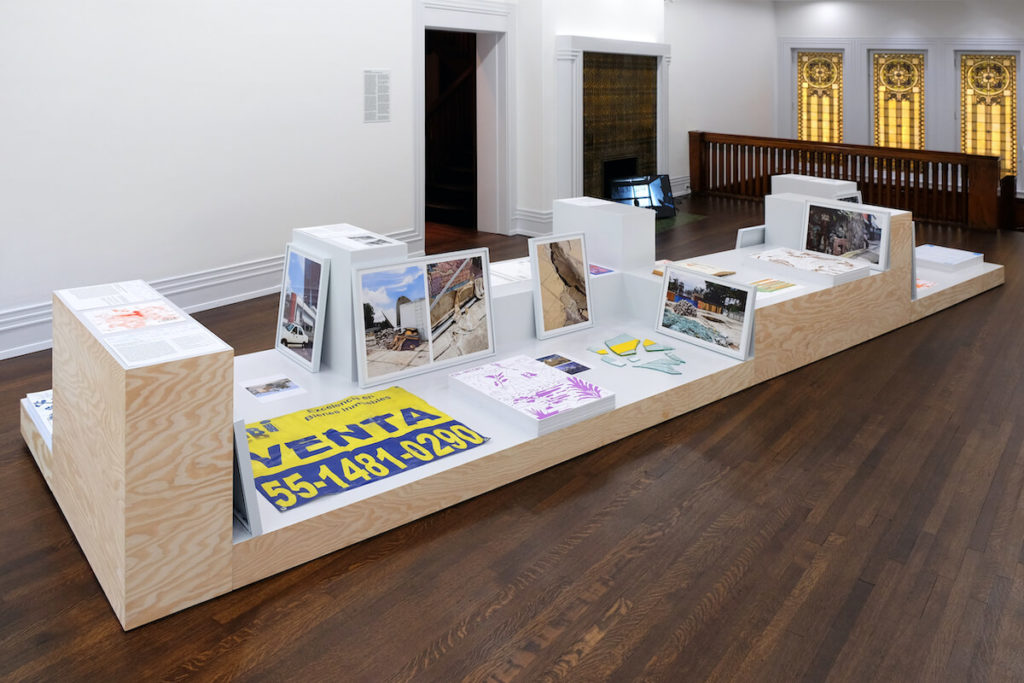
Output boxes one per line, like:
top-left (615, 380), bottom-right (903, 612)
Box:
top-left (555, 35), bottom-right (671, 200)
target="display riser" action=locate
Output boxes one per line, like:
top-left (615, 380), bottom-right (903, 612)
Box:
top-left (911, 265), bottom-right (1005, 322)
top-left (233, 310), bottom-right (743, 536)
top-left (231, 353), bottom-right (756, 587)
top-left (43, 296), bottom-right (234, 630)
top-left (21, 204), bottom-right (1005, 629)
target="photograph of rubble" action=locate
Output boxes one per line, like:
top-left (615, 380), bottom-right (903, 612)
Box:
top-left (658, 265), bottom-right (755, 360)
top-left (426, 253), bottom-right (491, 362)
top-left (354, 248), bottom-right (494, 386)
top-left (803, 201), bottom-right (890, 270)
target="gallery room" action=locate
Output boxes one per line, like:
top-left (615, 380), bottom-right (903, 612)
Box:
top-left (3, 0), bottom-right (1024, 679)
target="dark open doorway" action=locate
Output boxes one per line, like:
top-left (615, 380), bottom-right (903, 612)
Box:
top-left (425, 29), bottom-right (477, 230)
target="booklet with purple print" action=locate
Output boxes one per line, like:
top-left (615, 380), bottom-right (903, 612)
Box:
top-left (448, 355), bottom-right (615, 436)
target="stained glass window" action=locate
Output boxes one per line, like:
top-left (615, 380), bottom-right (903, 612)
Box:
top-left (873, 53), bottom-right (925, 150)
top-left (797, 51), bottom-right (844, 143)
top-left (961, 54), bottom-right (1017, 176)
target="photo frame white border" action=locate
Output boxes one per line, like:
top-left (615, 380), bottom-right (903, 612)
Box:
top-left (352, 247), bottom-right (496, 387)
top-left (528, 232), bottom-right (594, 340)
top-left (275, 243), bottom-right (330, 373)
top-left (657, 266), bottom-right (757, 361)
top-left (801, 198), bottom-right (891, 271)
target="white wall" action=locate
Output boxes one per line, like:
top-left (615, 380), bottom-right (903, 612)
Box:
top-left (665, 0), bottom-right (778, 189)
top-left (514, 0), bottom-right (665, 221)
top-left (1, 0), bottom-right (414, 355)
top-left (773, 1), bottom-right (1024, 155)
top-left (774, 1), bottom-right (1024, 39)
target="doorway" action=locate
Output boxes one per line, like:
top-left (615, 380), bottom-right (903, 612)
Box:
top-left (425, 30), bottom-right (477, 230)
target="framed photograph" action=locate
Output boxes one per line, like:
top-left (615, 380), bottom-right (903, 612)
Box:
top-left (353, 248), bottom-right (495, 386)
top-left (657, 266), bottom-right (756, 360)
top-left (802, 199), bottom-right (890, 270)
top-left (528, 233), bottom-right (593, 339)
top-left (275, 243), bottom-right (330, 372)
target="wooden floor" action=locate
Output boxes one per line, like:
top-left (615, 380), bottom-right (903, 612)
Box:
top-left (4, 196), bottom-right (1024, 681)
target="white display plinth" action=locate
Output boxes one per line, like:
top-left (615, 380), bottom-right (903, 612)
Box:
top-left (764, 193), bottom-right (812, 249)
top-left (771, 174), bottom-right (859, 201)
top-left (553, 197), bottom-right (655, 271)
top-left (24, 194), bottom-right (1009, 629)
top-left (291, 224), bottom-right (407, 381)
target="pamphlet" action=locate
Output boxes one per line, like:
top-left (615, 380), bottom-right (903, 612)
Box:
top-left (104, 320), bottom-right (229, 368)
top-left (59, 280), bottom-right (160, 311)
top-left (682, 262), bottom-right (736, 277)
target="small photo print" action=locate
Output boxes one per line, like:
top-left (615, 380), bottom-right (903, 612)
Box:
top-left (536, 353), bottom-right (590, 375)
top-left (589, 264), bottom-right (614, 276)
top-left (555, 361), bottom-right (590, 375)
top-left (537, 353), bottom-right (573, 367)
top-left (243, 375), bottom-right (305, 401)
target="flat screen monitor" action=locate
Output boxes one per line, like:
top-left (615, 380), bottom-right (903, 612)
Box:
top-left (609, 174), bottom-right (676, 219)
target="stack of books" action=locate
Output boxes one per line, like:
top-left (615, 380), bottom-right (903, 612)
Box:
top-left (915, 244), bottom-right (983, 272)
top-left (449, 355), bottom-right (615, 436)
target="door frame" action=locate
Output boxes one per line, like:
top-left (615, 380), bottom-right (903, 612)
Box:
top-left (415, 0), bottom-right (516, 239)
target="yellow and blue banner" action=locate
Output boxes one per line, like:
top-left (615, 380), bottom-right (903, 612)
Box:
top-left (246, 387), bottom-right (488, 511)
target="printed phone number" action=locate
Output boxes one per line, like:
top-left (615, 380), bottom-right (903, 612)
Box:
top-left (259, 424), bottom-right (485, 510)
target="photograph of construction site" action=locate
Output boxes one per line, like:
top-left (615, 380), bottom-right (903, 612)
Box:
top-left (804, 203), bottom-right (888, 269)
top-left (658, 266), bottom-right (755, 360)
top-left (358, 263), bottom-right (431, 381)
top-left (530, 234), bottom-right (591, 339)
top-left (356, 249), bottom-right (494, 385)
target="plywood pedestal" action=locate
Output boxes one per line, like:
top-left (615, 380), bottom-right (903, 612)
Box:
top-left (20, 211), bottom-right (1004, 629)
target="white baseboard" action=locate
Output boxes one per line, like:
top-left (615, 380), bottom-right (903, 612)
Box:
top-left (0, 255), bottom-right (284, 361)
top-left (669, 175), bottom-right (691, 197)
top-left (512, 209), bottom-right (553, 237)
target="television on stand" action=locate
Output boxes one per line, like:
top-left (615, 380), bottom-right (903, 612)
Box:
top-left (608, 174), bottom-right (677, 219)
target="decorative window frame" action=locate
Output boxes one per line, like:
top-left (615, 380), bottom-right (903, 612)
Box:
top-left (777, 37), bottom-right (1023, 190)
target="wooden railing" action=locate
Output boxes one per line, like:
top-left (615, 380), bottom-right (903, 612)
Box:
top-left (689, 131), bottom-right (1011, 230)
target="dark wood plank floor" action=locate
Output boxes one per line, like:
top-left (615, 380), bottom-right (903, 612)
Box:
top-left (4, 197), bottom-right (1024, 681)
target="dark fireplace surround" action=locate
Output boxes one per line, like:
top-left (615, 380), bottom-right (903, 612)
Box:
top-left (582, 52), bottom-right (658, 199)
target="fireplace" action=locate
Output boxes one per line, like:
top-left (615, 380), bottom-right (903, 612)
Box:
top-left (582, 52), bottom-right (658, 198)
top-left (555, 36), bottom-right (670, 201)
top-left (603, 157), bottom-right (638, 199)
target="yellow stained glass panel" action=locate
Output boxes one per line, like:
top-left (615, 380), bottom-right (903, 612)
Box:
top-left (797, 51), bottom-right (843, 143)
top-left (960, 54), bottom-right (1017, 176)
top-left (873, 53), bottom-right (925, 150)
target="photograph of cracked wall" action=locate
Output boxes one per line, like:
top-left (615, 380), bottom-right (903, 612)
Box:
top-left (426, 254), bottom-right (491, 363)
top-left (530, 234), bottom-right (592, 339)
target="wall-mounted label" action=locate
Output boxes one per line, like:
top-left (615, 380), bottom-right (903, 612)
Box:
top-left (364, 70), bottom-right (390, 123)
